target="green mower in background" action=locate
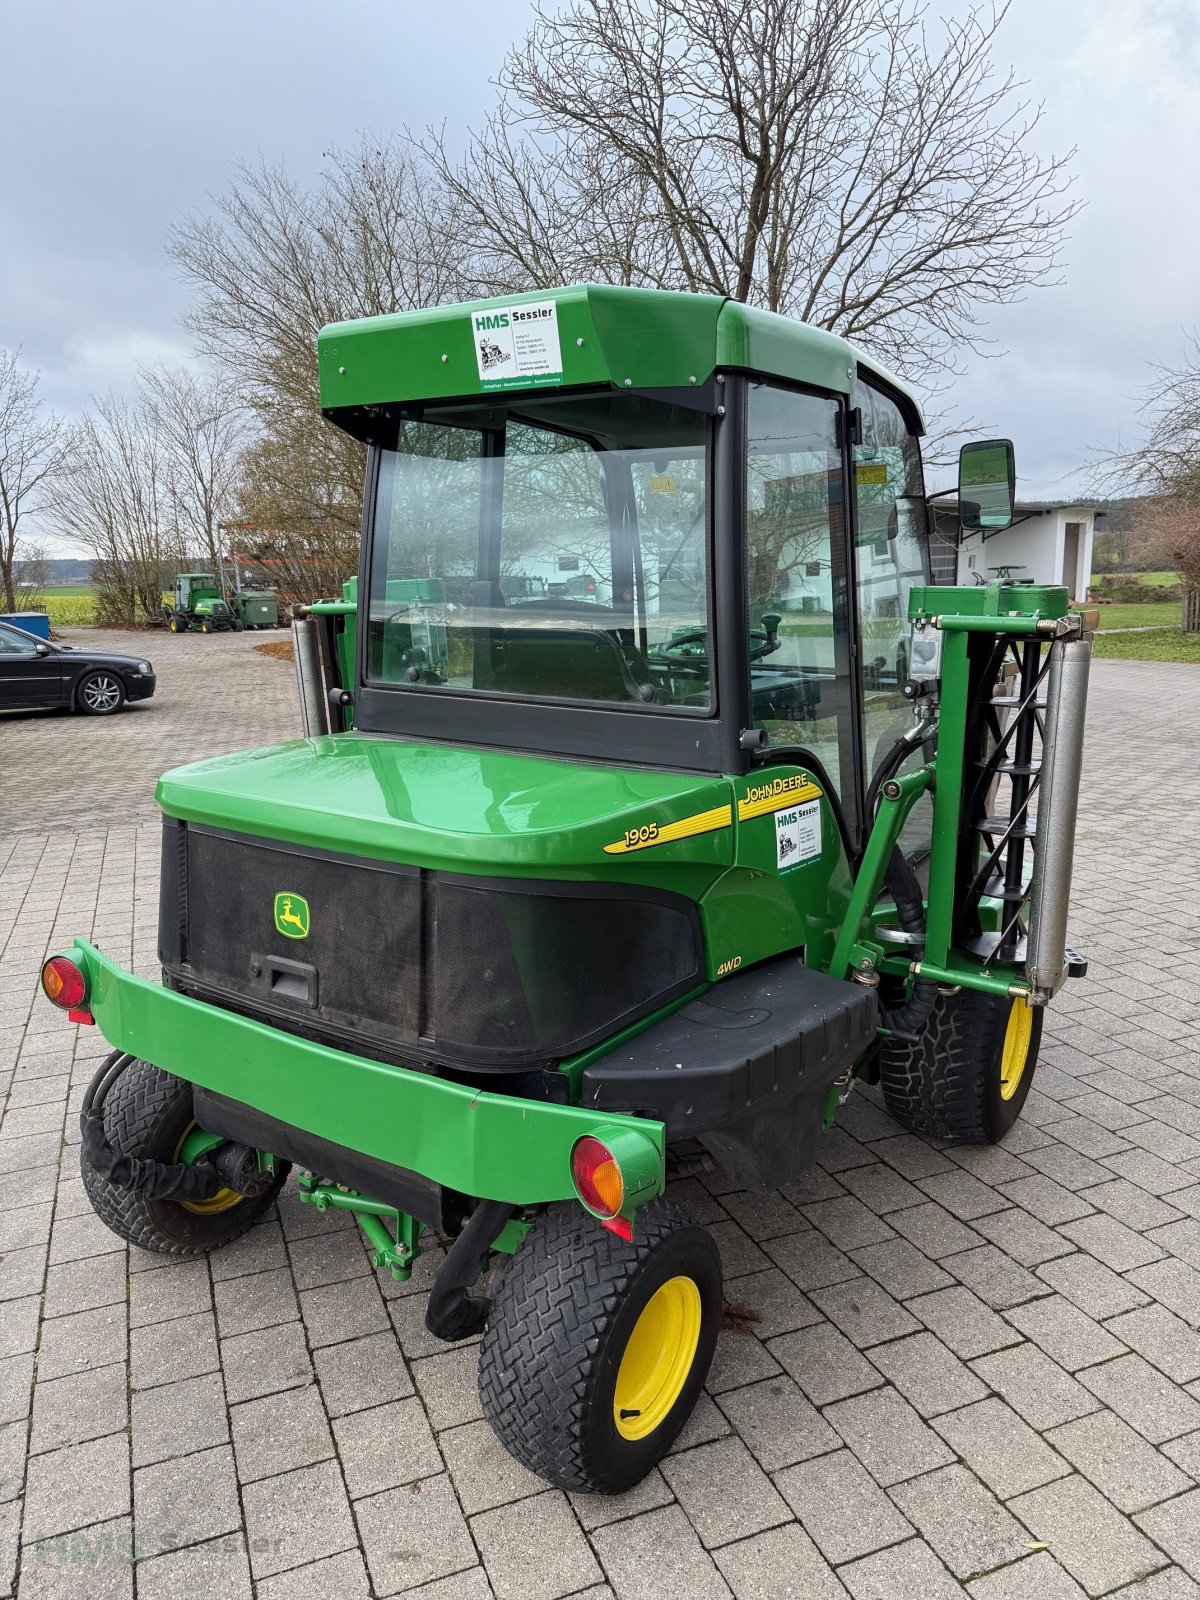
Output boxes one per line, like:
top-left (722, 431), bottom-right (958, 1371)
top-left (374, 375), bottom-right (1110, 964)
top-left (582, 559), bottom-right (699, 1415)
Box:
top-left (45, 286), bottom-right (1092, 1493)
top-left (162, 572), bottom-right (238, 633)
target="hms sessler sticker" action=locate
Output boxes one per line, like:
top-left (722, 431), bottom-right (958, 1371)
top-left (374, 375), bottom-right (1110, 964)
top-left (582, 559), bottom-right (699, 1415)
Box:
top-left (775, 799), bottom-right (821, 872)
top-left (472, 301), bottom-right (563, 390)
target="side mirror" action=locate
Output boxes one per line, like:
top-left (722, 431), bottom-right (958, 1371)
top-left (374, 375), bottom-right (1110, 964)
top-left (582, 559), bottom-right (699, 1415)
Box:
top-left (959, 439), bottom-right (1016, 532)
top-left (34, 641), bottom-right (50, 656)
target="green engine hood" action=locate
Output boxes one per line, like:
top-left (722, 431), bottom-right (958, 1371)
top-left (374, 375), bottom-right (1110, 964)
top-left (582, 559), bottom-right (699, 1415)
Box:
top-left (155, 733), bottom-right (734, 888)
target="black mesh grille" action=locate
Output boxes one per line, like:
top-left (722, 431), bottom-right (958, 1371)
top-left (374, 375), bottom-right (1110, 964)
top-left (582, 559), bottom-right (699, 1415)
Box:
top-left (166, 824), bottom-right (702, 1070)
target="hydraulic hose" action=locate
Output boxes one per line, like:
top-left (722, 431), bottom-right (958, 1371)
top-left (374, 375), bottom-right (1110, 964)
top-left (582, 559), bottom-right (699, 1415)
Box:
top-left (425, 1199), bottom-right (513, 1342)
top-left (879, 850), bottom-right (940, 1042)
top-left (860, 716), bottom-right (940, 1040)
top-left (753, 728), bottom-right (939, 1040)
top-left (80, 1052), bottom-right (223, 1202)
top-left (864, 715), bottom-right (938, 826)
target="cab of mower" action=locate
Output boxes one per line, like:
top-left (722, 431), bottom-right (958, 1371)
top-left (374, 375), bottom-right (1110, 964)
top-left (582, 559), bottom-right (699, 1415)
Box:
top-left (318, 288), bottom-right (932, 830)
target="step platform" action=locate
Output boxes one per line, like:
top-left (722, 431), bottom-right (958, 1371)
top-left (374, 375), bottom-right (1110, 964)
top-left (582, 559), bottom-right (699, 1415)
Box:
top-left (581, 956), bottom-right (878, 1190)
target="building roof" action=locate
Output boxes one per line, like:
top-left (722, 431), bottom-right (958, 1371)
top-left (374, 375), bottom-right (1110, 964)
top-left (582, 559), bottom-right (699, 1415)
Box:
top-left (317, 284), bottom-right (924, 433)
top-left (937, 498), bottom-right (1101, 516)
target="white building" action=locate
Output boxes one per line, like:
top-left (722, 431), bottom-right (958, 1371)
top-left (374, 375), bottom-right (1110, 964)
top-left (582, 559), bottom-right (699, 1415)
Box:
top-left (936, 501), bottom-right (1101, 599)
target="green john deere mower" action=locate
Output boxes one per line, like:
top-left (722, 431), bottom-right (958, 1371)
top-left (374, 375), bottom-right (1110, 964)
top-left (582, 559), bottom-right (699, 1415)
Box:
top-left (44, 286), bottom-right (1092, 1493)
top-left (162, 572), bottom-right (238, 633)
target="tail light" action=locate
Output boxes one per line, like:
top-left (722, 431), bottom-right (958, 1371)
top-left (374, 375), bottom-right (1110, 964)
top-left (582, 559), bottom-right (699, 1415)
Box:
top-left (570, 1126), bottom-right (664, 1240)
top-left (572, 1136), bottom-right (624, 1219)
top-left (40, 955), bottom-right (93, 1023)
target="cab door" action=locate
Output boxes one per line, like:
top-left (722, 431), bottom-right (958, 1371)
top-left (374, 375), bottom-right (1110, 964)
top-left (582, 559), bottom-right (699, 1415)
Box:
top-left (850, 378), bottom-right (932, 851)
top-left (743, 380), bottom-right (857, 814)
top-left (0, 625), bottom-right (62, 709)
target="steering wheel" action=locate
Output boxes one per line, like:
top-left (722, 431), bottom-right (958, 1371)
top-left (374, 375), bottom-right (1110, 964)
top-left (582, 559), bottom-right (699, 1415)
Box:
top-left (655, 614), bottom-right (783, 670)
top-left (653, 629), bottom-right (711, 678)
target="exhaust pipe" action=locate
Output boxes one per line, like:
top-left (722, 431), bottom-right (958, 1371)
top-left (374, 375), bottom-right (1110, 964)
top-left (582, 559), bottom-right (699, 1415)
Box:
top-left (292, 614), bottom-right (329, 738)
top-left (1026, 636), bottom-right (1091, 1001)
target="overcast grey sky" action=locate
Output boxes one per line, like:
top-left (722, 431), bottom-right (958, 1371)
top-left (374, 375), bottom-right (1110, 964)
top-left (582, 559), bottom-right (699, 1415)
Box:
top-left (3, 0), bottom-right (1196, 549)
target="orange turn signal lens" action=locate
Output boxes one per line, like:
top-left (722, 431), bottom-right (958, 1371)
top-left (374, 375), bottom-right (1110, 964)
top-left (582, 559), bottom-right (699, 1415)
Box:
top-left (41, 955), bottom-right (87, 1011)
top-left (571, 1135), bottom-right (625, 1219)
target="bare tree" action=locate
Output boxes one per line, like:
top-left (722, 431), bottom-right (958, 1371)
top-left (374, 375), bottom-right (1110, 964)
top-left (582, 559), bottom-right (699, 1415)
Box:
top-left (1107, 337), bottom-right (1200, 499)
top-left (230, 421), bottom-right (361, 603)
top-left (168, 140), bottom-right (466, 550)
top-left (429, 0), bottom-right (1078, 385)
top-left (0, 349), bottom-right (68, 613)
top-left (169, 139), bottom-right (466, 408)
top-left (57, 395), bottom-right (168, 627)
top-left (1103, 337), bottom-right (1200, 631)
top-left (138, 365), bottom-right (246, 573)
top-left (1133, 494), bottom-right (1200, 632)
top-left (12, 542), bottom-right (51, 612)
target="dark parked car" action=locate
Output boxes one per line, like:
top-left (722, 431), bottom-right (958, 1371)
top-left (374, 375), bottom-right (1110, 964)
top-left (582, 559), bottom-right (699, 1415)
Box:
top-left (0, 620), bottom-right (156, 715)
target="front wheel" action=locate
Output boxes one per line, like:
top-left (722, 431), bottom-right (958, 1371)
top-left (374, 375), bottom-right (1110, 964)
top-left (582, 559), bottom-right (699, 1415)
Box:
top-left (76, 670), bottom-right (126, 716)
top-left (81, 1057), bottom-right (288, 1255)
top-left (479, 1199), bottom-right (721, 1493)
top-left (879, 988), bottom-right (1042, 1143)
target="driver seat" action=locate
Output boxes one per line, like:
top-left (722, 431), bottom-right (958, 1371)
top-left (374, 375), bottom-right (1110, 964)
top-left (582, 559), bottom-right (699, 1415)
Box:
top-left (479, 624), bottom-right (654, 704)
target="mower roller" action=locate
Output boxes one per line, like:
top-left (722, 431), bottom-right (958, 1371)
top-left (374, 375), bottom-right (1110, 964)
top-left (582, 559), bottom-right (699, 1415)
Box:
top-left (46, 286), bottom-right (1092, 1494)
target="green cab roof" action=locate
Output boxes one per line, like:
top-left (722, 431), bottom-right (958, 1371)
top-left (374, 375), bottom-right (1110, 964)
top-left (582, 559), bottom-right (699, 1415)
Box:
top-left (317, 285), bottom-right (923, 432)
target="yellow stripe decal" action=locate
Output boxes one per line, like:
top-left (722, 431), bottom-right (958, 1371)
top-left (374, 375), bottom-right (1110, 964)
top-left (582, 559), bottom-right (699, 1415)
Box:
top-left (737, 778), bottom-right (822, 822)
top-left (603, 804), bottom-right (733, 855)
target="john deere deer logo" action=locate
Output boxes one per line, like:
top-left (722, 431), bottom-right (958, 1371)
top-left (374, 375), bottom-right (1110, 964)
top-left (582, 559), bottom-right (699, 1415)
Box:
top-left (273, 893), bottom-right (310, 940)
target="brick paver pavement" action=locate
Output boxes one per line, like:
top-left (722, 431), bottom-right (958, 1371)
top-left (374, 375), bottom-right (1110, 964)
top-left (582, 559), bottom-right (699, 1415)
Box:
top-left (2, 646), bottom-right (1199, 1598)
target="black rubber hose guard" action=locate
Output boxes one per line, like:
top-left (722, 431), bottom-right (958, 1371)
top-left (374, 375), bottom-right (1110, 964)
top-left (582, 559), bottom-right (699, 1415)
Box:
top-left (80, 1052), bottom-right (223, 1202)
top-left (425, 1198), bottom-right (514, 1342)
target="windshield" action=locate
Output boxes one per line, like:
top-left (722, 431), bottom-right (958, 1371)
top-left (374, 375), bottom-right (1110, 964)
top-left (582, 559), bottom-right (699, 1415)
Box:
top-left (366, 394), bottom-right (711, 713)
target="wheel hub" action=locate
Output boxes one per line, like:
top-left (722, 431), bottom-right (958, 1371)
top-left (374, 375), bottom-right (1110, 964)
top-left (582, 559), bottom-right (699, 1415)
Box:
top-left (999, 997), bottom-right (1034, 1101)
top-left (83, 675), bottom-right (121, 711)
top-left (613, 1275), bottom-right (701, 1441)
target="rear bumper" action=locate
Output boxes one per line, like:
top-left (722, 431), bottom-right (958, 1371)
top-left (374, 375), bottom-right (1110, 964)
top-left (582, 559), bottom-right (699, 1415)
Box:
top-left (68, 939), bottom-right (664, 1205)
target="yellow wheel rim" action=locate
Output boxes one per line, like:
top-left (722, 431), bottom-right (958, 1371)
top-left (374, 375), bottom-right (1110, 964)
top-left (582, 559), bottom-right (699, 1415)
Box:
top-left (173, 1125), bottom-right (243, 1215)
top-left (999, 998), bottom-right (1034, 1101)
top-left (613, 1276), bottom-right (701, 1442)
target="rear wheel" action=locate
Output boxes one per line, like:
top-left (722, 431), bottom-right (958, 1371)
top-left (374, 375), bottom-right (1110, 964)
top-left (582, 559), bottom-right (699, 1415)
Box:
top-left (479, 1199), bottom-right (721, 1492)
top-left (80, 1057), bottom-right (288, 1255)
top-left (76, 670), bottom-right (126, 716)
top-left (880, 988), bottom-right (1042, 1143)
top-left (167, 613), bottom-right (186, 633)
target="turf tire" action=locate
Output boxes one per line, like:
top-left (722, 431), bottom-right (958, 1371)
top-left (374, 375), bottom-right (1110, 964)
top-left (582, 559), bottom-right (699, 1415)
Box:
top-left (879, 987), bottom-right (1042, 1144)
top-left (478, 1197), bottom-right (721, 1493)
top-left (80, 1057), bottom-right (288, 1256)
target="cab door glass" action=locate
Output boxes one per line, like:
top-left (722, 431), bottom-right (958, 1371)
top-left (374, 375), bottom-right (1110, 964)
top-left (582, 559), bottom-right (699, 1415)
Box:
top-left (746, 383), bottom-right (854, 801)
top-left (853, 379), bottom-right (930, 847)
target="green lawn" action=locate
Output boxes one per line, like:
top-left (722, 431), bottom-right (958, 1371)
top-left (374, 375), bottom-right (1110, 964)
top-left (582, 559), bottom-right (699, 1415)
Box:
top-left (1093, 601), bottom-right (1182, 631)
top-left (1091, 569), bottom-right (1178, 588)
top-left (1092, 628), bottom-right (1200, 663)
